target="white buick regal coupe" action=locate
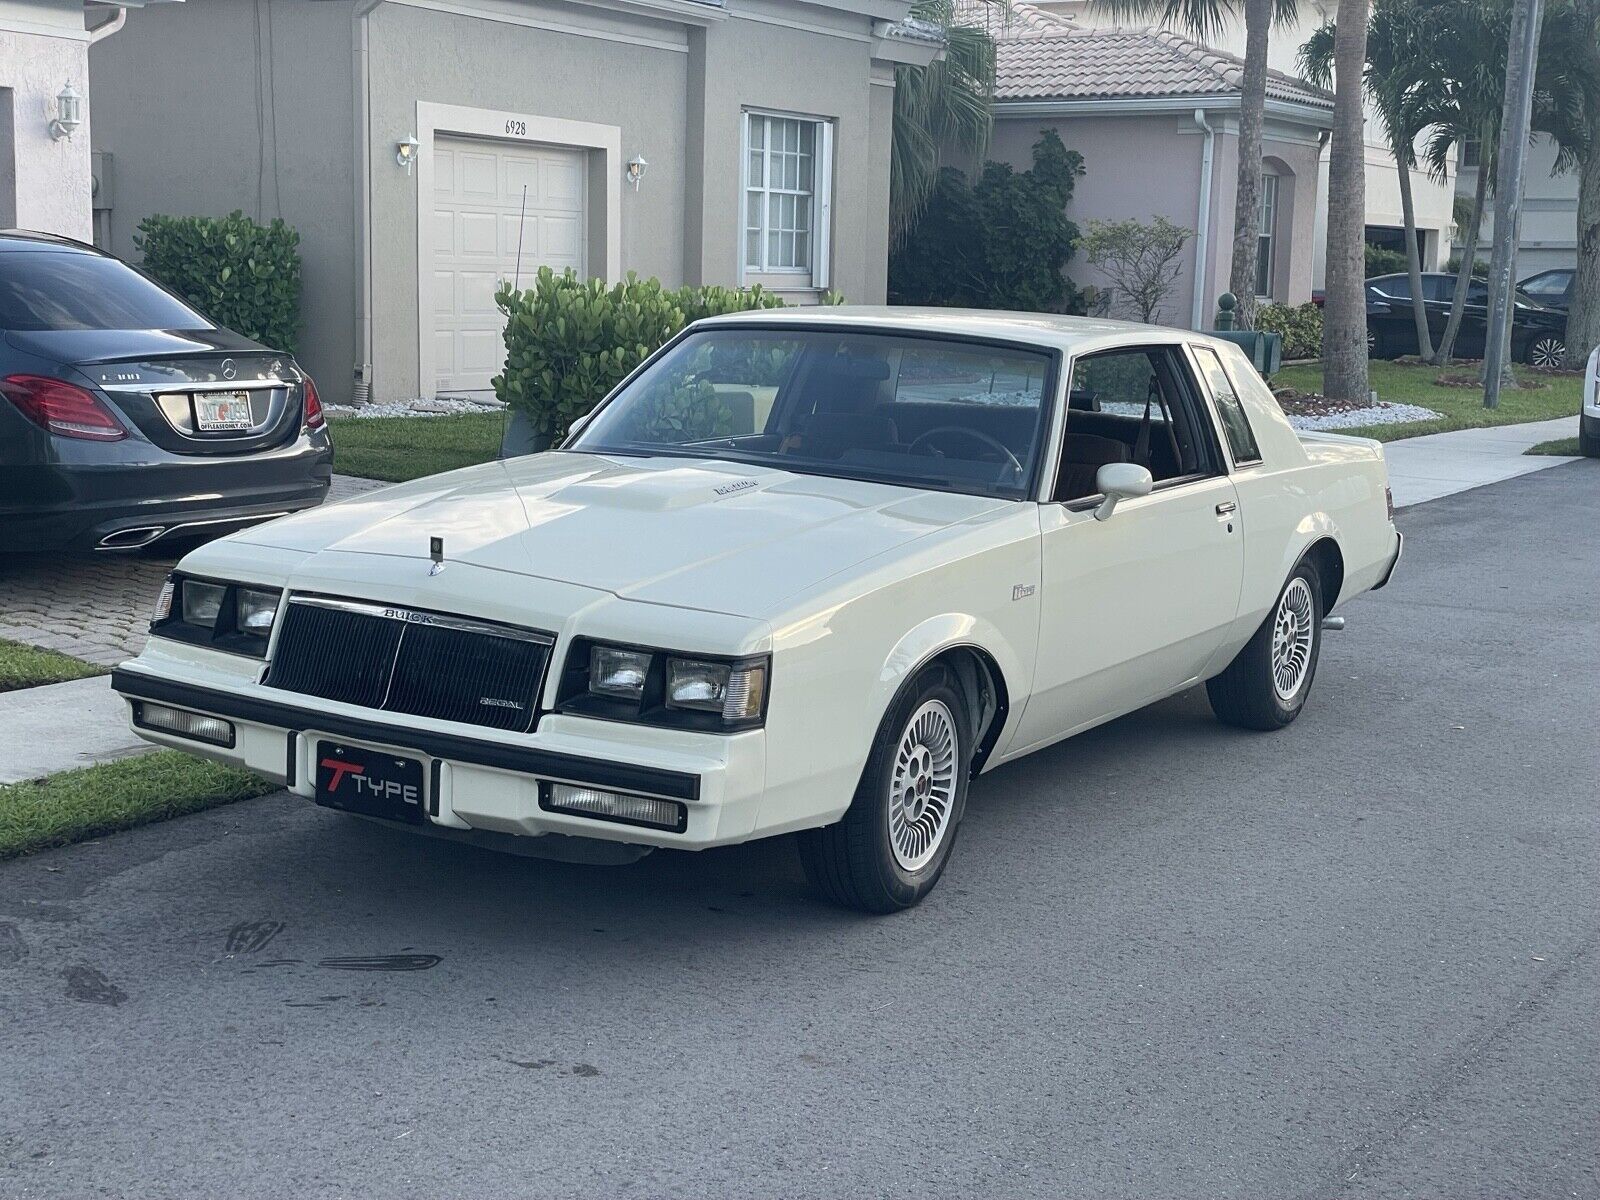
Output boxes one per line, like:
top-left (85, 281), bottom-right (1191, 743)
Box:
top-left (114, 309), bottom-right (1402, 911)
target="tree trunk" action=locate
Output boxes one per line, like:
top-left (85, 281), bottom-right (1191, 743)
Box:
top-left (1395, 133), bottom-right (1435, 360)
top-left (1563, 141), bottom-right (1600, 371)
top-left (1228, 0), bottom-right (1272, 330)
top-left (1322, 0), bottom-right (1370, 403)
top-left (1436, 153), bottom-right (1488, 366)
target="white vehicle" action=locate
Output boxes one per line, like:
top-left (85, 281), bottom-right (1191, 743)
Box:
top-left (114, 309), bottom-right (1402, 911)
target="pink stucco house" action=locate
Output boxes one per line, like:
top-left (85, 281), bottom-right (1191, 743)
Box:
top-left (983, 11), bottom-right (1333, 327)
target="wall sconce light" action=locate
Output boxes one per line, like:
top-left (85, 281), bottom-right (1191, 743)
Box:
top-left (626, 154), bottom-right (649, 192)
top-left (48, 81), bottom-right (83, 142)
top-left (396, 135), bottom-right (420, 173)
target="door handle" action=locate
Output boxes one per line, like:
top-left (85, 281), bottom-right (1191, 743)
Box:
top-left (1215, 501), bottom-right (1237, 516)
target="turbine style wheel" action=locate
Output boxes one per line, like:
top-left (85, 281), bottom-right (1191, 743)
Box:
top-left (1526, 335), bottom-right (1566, 369)
top-left (1270, 576), bottom-right (1317, 703)
top-left (1208, 558), bottom-right (1325, 731)
top-left (798, 662), bottom-right (972, 912)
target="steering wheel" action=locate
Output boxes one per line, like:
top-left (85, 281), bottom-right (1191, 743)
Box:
top-left (908, 426), bottom-right (1024, 478)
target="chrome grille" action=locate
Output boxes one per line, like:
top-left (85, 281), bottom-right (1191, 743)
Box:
top-left (265, 597), bottom-right (554, 732)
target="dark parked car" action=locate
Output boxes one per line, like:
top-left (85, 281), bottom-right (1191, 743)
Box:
top-left (1365, 272), bottom-right (1567, 366)
top-left (1518, 268), bottom-right (1573, 312)
top-left (0, 231), bottom-right (331, 552)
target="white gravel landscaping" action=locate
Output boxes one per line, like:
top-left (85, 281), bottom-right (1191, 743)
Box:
top-left (1286, 402), bottom-right (1444, 431)
top-left (325, 396), bottom-right (505, 419)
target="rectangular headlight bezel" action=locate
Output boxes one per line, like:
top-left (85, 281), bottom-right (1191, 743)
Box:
top-left (556, 637), bottom-right (769, 732)
top-left (151, 573), bottom-right (283, 658)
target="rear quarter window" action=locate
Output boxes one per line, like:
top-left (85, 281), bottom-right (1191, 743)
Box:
top-left (1193, 345), bottom-right (1262, 465)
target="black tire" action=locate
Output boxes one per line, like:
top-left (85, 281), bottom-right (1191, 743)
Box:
top-left (797, 662), bottom-right (972, 913)
top-left (1580, 417), bottom-right (1600, 458)
top-left (1207, 558), bottom-right (1324, 731)
top-left (1523, 334), bottom-right (1565, 369)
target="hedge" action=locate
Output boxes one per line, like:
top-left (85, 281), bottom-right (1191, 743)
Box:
top-left (1255, 301), bottom-right (1323, 361)
top-left (134, 212), bottom-right (301, 352)
top-left (492, 268), bottom-right (839, 442)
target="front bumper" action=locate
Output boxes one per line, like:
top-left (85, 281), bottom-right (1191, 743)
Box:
top-left (111, 663), bottom-right (768, 852)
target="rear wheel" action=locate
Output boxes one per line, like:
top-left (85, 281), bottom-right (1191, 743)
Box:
top-left (1524, 334), bottom-right (1565, 368)
top-left (1207, 559), bottom-right (1324, 731)
top-left (797, 662), bottom-right (971, 913)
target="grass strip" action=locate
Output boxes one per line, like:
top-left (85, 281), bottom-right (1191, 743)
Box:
top-left (0, 750), bottom-right (279, 859)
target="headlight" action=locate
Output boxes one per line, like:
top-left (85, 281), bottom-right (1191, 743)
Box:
top-left (152, 575), bottom-right (283, 657)
top-left (560, 639), bottom-right (769, 730)
top-left (590, 645), bottom-right (651, 700)
top-left (666, 657), bottom-right (766, 723)
top-left (181, 580), bottom-right (226, 627)
top-left (236, 587), bottom-right (281, 634)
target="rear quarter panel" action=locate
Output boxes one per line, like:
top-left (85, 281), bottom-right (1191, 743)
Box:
top-left (1207, 341), bottom-right (1397, 652)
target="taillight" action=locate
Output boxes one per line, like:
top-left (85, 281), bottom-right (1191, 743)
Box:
top-left (0, 374), bottom-right (127, 441)
top-left (302, 375), bottom-right (325, 429)
top-left (1385, 485), bottom-right (1395, 521)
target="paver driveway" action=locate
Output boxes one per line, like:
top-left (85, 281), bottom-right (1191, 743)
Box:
top-left (0, 476), bottom-right (385, 666)
top-left (1, 461), bottom-right (1596, 1199)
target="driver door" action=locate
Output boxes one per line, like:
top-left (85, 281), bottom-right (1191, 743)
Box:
top-left (1010, 344), bottom-right (1244, 753)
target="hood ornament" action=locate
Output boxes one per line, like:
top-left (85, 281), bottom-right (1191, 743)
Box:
top-left (429, 536), bottom-right (445, 576)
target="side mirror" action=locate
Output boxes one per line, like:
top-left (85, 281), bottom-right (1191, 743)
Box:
top-left (1093, 462), bottom-right (1153, 522)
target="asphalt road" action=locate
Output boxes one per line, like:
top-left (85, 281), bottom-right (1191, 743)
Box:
top-left (3, 460), bottom-right (1597, 1200)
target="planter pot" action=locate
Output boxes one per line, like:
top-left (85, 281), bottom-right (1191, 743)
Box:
top-left (500, 408), bottom-right (555, 458)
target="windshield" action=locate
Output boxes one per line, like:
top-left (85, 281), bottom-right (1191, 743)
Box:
top-left (568, 327), bottom-right (1056, 499)
top-left (0, 252), bottom-right (214, 332)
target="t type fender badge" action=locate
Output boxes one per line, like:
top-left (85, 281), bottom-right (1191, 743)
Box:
top-left (429, 536), bottom-right (445, 576)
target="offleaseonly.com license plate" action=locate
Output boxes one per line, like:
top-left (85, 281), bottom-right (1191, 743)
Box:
top-left (315, 742), bottom-right (425, 823)
top-left (194, 391), bottom-right (253, 432)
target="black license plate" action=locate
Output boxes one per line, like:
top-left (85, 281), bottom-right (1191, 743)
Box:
top-left (315, 742), bottom-right (425, 823)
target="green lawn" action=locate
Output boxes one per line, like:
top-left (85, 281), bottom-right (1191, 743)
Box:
top-left (0, 750), bottom-right (279, 860)
top-left (0, 637), bottom-right (102, 694)
top-left (1526, 437), bottom-right (1582, 456)
top-left (1274, 360), bottom-right (1582, 442)
top-left (329, 411), bottom-right (506, 482)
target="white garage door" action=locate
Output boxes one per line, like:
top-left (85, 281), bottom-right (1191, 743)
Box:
top-left (431, 135), bottom-right (587, 394)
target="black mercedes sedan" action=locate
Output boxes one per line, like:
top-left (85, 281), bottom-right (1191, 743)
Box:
top-left (0, 231), bottom-right (331, 553)
top-left (1365, 272), bottom-right (1567, 366)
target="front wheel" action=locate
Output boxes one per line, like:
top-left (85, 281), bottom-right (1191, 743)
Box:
top-left (797, 662), bottom-right (972, 912)
top-left (1207, 559), bottom-right (1324, 731)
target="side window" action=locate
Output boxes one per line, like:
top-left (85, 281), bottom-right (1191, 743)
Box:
top-left (1422, 276), bottom-right (1452, 303)
top-left (1466, 280), bottom-right (1489, 305)
top-left (1375, 275), bottom-right (1410, 300)
top-left (1193, 346), bottom-right (1261, 465)
top-left (1055, 346), bottom-right (1221, 501)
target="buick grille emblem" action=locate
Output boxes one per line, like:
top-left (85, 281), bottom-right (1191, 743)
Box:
top-left (221, 358), bottom-right (237, 380)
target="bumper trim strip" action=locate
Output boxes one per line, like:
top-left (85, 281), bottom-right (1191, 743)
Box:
top-left (111, 668), bottom-right (701, 802)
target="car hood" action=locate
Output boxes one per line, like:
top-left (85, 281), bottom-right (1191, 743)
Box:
top-left (234, 452), bottom-right (1007, 618)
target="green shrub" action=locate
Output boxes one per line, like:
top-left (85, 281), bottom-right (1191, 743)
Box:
top-left (1364, 243), bottom-right (1408, 278)
top-left (1255, 301), bottom-right (1323, 361)
top-left (134, 212), bottom-right (301, 352)
top-left (889, 130), bottom-right (1087, 314)
top-left (1444, 253), bottom-right (1490, 276)
top-left (492, 270), bottom-right (831, 441)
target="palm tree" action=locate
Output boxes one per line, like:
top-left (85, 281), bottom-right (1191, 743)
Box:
top-left (1302, 2), bottom-right (1439, 361)
top-left (891, 2), bottom-right (1008, 249)
top-left (1539, 0), bottom-right (1599, 370)
top-left (1095, 0), bottom-right (1298, 330)
top-left (1321, 0), bottom-right (1370, 402)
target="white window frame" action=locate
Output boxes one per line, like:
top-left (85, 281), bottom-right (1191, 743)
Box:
top-left (1255, 172), bottom-right (1279, 300)
top-left (739, 108), bottom-right (833, 291)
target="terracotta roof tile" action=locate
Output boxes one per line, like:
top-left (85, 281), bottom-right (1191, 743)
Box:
top-left (994, 25), bottom-right (1333, 108)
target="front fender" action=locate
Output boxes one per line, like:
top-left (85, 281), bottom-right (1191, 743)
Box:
top-left (869, 612), bottom-right (1031, 755)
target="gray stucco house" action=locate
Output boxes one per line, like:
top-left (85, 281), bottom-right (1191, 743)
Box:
top-left (89, 0), bottom-right (939, 404)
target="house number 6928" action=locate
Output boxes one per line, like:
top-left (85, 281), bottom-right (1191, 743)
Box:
top-left (505, 120), bottom-right (526, 137)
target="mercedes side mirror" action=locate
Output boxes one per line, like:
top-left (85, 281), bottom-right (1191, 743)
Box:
top-left (1093, 463), bottom-right (1153, 521)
